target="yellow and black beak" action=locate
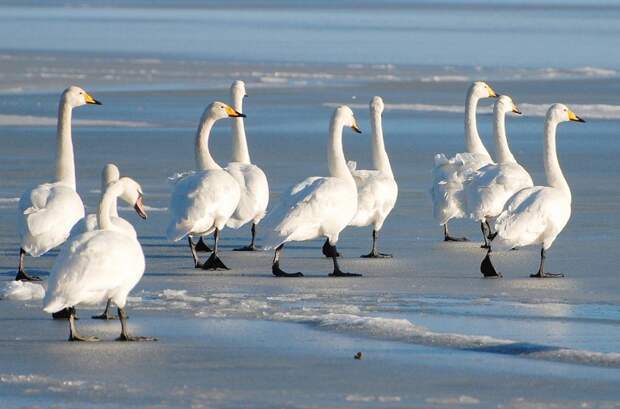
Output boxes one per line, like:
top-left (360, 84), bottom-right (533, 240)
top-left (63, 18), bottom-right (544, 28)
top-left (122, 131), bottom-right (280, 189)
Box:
top-left (488, 86), bottom-right (498, 98)
top-left (512, 105), bottom-right (523, 115)
top-left (568, 110), bottom-right (585, 123)
top-left (84, 92), bottom-right (102, 105)
top-left (225, 105), bottom-right (246, 118)
top-left (133, 194), bottom-right (147, 220)
top-left (351, 122), bottom-right (362, 134)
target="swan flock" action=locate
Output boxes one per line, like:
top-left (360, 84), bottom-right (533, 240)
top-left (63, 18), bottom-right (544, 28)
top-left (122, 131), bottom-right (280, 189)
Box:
top-left (9, 80), bottom-right (586, 341)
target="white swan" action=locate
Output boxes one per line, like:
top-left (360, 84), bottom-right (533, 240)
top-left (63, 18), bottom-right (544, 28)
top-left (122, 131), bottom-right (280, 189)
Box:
top-left (224, 80), bottom-right (270, 251)
top-left (43, 177), bottom-right (151, 341)
top-left (167, 102), bottom-right (243, 270)
top-left (430, 81), bottom-right (498, 241)
top-left (481, 104), bottom-right (585, 278)
top-left (261, 106), bottom-right (362, 277)
top-left (16, 86), bottom-right (101, 282)
top-left (70, 163), bottom-right (146, 320)
top-left (464, 95), bottom-right (533, 247)
top-left (347, 96), bottom-right (398, 258)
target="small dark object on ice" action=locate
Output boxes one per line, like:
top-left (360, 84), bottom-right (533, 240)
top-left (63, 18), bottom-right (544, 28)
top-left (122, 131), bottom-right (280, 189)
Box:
top-left (354, 352), bottom-right (363, 360)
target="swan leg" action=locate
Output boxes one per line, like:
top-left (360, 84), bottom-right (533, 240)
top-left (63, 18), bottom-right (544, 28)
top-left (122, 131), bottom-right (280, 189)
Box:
top-left (14, 248), bottom-right (41, 282)
top-left (116, 307), bottom-right (157, 342)
top-left (234, 223), bottom-right (259, 251)
top-left (194, 237), bottom-right (213, 252)
top-left (188, 237), bottom-right (203, 268)
top-left (480, 222), bottom-right (490, 249)
top-left (272, 244), bottom-right (303, 277)
top-left (92, 299), bottom-right (117, 320)
top-left (480, 248), bottom-right (502, 278)
top-left (202, 229), bottom-right (230, 270)
top-left (530, 247), bottom-right (564, 278)
top-left (325, 243), bottom-right (362, 277)
top-left (361, 229), bottom-right (392, 258)
top-left (443, 224), bottom-right (468, 242)
top-left (322, 238), bottom-right (340, 258)
top-left (52, 308), bottom-right (75, 320)
top-left (68, 308), bottom-right (99, 342)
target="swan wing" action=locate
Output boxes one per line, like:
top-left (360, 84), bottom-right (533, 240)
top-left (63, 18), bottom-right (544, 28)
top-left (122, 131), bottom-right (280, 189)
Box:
top-left (225, 163), bottom-right (270, 228)
top-left (349, 169), bottom-right (398, 228)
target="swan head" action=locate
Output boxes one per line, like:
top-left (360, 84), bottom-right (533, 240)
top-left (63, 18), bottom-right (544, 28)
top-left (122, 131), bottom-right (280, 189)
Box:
top-left (470, 81), bottom-right (498, 99)
top-left (62, 86), bottom-right (102, 108)
top-left (369, 96), bottom-right (384, 114)
top-left (117, 177), bottom-right (147, 220)
top-left (230, 80), bottom-right (247, 100)
top-left (495, 95), bottom-right (522, 116)
top-left (206, 101), bottom-right (245, 121)
top-left (334, 105), bottom-right (362, 134)
top-left (547, 103), bottom-right (585, 124)
top-left (102, 163), bottom-right (120, 190)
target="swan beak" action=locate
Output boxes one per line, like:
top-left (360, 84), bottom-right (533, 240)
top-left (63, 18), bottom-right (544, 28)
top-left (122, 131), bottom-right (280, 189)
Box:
top-left (512, 106), bottom-right (523, 115)
top-left (226, 105), bottom-right (246, 118)
top-left (84, 92), bottom-right (102, 105)
top-left (134, 195), bottom-right (148, 220)
top-left (351, 123), bottom-right (362, 134)
top-left (568, 110), bottom-right (585, 123)
top-left (488, 87), bottom-right (498, 98)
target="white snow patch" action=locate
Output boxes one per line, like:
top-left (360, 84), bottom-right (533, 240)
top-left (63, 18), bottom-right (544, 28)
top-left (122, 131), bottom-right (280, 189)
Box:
top-left (426, 395), bottom-right (480, 405)
top-left (0, 281), bottom-right (45, 301)
top-left (0, 114), bottom-right (151, 127)
top-left (160, 289), bottom-right (206, 303)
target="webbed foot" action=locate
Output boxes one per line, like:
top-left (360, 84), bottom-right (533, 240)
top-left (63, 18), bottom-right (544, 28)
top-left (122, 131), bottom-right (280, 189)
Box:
top-left (202, 252), bottom-right (230, 270)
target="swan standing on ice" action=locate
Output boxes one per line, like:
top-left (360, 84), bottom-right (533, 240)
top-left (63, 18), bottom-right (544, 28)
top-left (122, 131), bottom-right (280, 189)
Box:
top-left (167, 102), bottom-right (243, 270)
top-left (464, 95), bottom-right (532, 248)
top-left (481, 104), bottom-right (585, 278)
top-left (16, 86), bottom-right (101, 282)
top-left (43, 177), bottom-right (151, 341)
top-left (71, 163), bottom-right (143, 320)
top-left (262, 106), bottom-right (362, 277)
top-left (224, 81), bottom-right (269, 251)
top-left (347, 96), bottom-right (398, 258)
top-left (431, 81), bottom-right (498, 241)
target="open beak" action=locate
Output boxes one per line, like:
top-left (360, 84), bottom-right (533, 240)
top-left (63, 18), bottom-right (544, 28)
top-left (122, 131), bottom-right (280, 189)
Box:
top-left (84, 92), bottom-right (102, 105)
top-left (225, 105), bottom-right (246, 118)
top-left (351, 122), bottom-right (362, 134)
top-left (568, 110), bottom-right (585, 123)
top-left (512, 106), bottom-right (523, 115)
top-left (133, 194), bottom-right (147, 219)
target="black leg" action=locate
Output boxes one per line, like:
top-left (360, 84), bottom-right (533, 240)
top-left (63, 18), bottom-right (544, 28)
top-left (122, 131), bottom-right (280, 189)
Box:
top-left (52, 308), bottom-right (74, 320)
top-left (480, 248), bottom-right (502, 278)
top-left (202, 229), bottom-right (230, 270)
top-left (92, 299), bottom-right (117, 320)
top-left (443, 224), bottom-right (468, 242)
top-left (322, 238), bottom-right (340, 258)
top-left (480, 222), bottom-right (490, 249)
top-left (272, 244), bottom-right (303, 277)
top-left (15, 248), bottom-right (41, 281)
top-left (194, 236), bottom-right (213, 252)
top-left (68, 307), bottom-right (99, 342)
top-left (361, 229), bottom-right (392, 258)
top-left (188, 237), bottom-right (203, 268)
top-left (530, 247), bottom-right (564, 278)
top-left (326, 242), bottom-right (362, 277)
top-left (234, 223), bottom-right (259, 251)
top-left (116, 307), bottom-right (157, 342)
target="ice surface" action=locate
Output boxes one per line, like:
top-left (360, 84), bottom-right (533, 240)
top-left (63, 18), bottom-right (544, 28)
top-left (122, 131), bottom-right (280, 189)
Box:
top-left (0, 281), bottom-right (45, 301)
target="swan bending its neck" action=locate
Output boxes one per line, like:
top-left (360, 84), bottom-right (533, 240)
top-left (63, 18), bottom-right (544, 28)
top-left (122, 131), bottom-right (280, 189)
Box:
top-left (370, 102), bottom-right (393, 177)
top-left (230, 82), bottom-right (250, 164)
top-left (328, 109), bottom-right (355, 181)
top-left (195, 112), bottom-right (221, 171)
top-left (543, 117), bottom-right (570, 201)
top-left (465, 84), bottom-right (492, 157)
top-left (56, 98), bottom-right (76, 189)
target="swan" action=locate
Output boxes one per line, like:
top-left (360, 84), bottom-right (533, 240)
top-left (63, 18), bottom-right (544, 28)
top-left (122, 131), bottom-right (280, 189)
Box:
top-left (464, 95), bottom-right (533, 248)
top-left (43, 177), bottom-right (151, 341)
top-left (481, 104), bottom-right (585, 278)
top-left (224, 80), bottom-right (270, 251)
top-left (70, 163), bottom-right (144, 320)
top-left (346, 96), bottom-right (398, 258)
top-left (167, 102), bottom-right (243, 270)
top-left (261, 105), bottom-right (362, 277)
top-left (16, 86), bottom-right (101, 282)
top-left (430, 81), bottom-right (498, 241)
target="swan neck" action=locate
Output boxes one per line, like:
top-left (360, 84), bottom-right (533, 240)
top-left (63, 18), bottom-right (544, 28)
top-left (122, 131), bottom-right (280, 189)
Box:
top-left (195, 114), bottom-right (221, 170)
top-left (55, 100), bottom-right (76, 189)
top-left (327, 117), bottom-right (354, 181)
top-left (97, 184), bottom-right (121, 230)
top-left (370, 110), bottom-right (393, 176)
top-left (464, 90), bottom-right (491, 157)
top-left (494, 109), bottom-right (516, 164)
top-left (231, 94), bottom-right (251, 164)
top-left (543, 119), bottom-right (571, 200)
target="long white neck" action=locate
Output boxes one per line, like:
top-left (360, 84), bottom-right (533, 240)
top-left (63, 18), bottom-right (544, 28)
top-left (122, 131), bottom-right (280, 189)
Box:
top-left (327, 116), bottom-right (354, 182)
top-left (55, 100), bottom-right (76, 189)
top-left (464, 89), bottom-right (491, 157)
top-left (195, 113), bottom-right (221, 170)
top-left (370, 109), bottom-right (393, 176)
top-left (230, 93), bottom-right (251, 164)
top-left (100, 184), bottom-right (118, 218)
top-left (543, 118), bottom-right (571, 201)
top-left (97, 183), bottom-right (122, 230)
top-left (494, 109), bottom-right (517, 164)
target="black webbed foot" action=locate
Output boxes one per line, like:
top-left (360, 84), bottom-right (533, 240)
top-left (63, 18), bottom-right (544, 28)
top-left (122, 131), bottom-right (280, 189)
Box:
top-left (329, 269), bottom-right (362, 277)
top-left (69, 334), bottom-right (100, 342)
top-left (233, 244), bottom-right (259, 252)
top-left (202, 253), bottom-right (230, 270)
top-left (272, 261), bottom-right (303, 277)
top-left (91, 311), bottom-right (117, 320)
top-left (444, 235), bottom-right (469, 242)
top-left (480, 251), bottom-right (502, 278)
top-left (194, 237), bottom-right (212, 252)
top-left (15, 270), bottom-right (42, 282)
top-left (360, 251), bottom-right (392, 258)
top-left (116, 334), bottom-right (157, 342)
top-left (530, 271), bottom-right (564, 278)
